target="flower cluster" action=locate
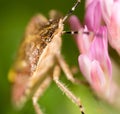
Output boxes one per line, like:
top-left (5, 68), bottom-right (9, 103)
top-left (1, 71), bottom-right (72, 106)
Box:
top-left (69, 0), bottom-right (120, 107)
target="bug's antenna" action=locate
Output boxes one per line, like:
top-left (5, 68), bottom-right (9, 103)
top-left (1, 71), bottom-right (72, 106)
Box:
top-left (62, 0), bottom-right (81, 22)
top-left (62, 31), bottom-right (90, 35)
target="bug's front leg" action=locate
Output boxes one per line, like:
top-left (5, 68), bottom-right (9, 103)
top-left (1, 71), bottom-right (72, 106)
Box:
top-left (56, 54), bottom-right (76, 83)
top-left (56, 54), bottom-right (87, 85)
top-left (53, 65), bottom-right (85, 114)
top-left (32, 76), bottom-right (52, 114)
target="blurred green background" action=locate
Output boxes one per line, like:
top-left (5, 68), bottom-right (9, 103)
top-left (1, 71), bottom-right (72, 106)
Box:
top-left (0, 0), bottom-right (120, 114)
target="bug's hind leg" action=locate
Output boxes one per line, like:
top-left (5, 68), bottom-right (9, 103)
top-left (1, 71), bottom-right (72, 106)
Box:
top-left (32, 76), bottom-right (52, 114)
top-left (53, 65), bottom-right (85, 114)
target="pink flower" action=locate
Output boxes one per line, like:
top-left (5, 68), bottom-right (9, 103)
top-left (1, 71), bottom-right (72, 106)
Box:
top-left (69, 0), bottom-right (120, 108)
top-left (69, 15), bottom-right (112, 99)
top-left (100, 0), bottom-right (120, 55)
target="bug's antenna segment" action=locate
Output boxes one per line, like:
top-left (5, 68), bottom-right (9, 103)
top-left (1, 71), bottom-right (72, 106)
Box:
top-left (62, 31), bottom-right (90, 35)
top-left (62, 0), bottom-right (81, 22)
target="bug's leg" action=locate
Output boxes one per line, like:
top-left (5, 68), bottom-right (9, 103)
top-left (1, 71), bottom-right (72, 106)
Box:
top-left (25, 68), bottom-right (48, 96)
top-left (56, 54), bottom-right (87, 85)
top-left (32, 76), bottom-right (52, 114)
top-left (19, 71), bottom-right (51, 109)
top-left (56, 54), bottom-right (76, 83)
top-left (53, 65), bottom-right (85, 114)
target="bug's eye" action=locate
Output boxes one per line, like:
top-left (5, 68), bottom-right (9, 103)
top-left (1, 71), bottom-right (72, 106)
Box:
top-left (45, 37), bottom-right (51, 43)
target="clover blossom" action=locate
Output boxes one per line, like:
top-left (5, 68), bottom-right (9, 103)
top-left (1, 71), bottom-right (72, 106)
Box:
top-left (69, 15), bottom-right (112, 100)
top-left (69, 0), bottom-right (120, 108)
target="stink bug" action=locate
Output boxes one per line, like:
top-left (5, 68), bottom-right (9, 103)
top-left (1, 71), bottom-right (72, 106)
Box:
top-left (8, 0), bottom-right (85, 114)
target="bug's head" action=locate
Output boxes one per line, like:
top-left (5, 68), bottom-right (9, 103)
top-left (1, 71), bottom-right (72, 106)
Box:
top-left (38, 10), bottom-right (64, 44)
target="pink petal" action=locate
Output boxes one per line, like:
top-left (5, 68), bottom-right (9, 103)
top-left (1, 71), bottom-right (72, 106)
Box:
top-left (78, 54), bottom-right (91, 82)
top-left (100, 0), bottom-right (113, 24)
top-left (68, 15), bottom-right (82, 31)
top-left (69, 16), bottom-right (92, 53)
top-left (85, 0), bottom-right (102, 31)
top-left (88, 26), bottom-right (112, 77)
top-left (85, 0), bottom-right (95, 7)
top-left (108, 1), bottom-right (120, 54)
top-left (88, 26), bottom-right (108, 61)
top-left (90, 60), bottom-right (106, 91)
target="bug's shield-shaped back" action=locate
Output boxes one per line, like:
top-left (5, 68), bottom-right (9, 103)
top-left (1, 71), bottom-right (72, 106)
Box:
top-left (8, 10), bottom-right (63, 107)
